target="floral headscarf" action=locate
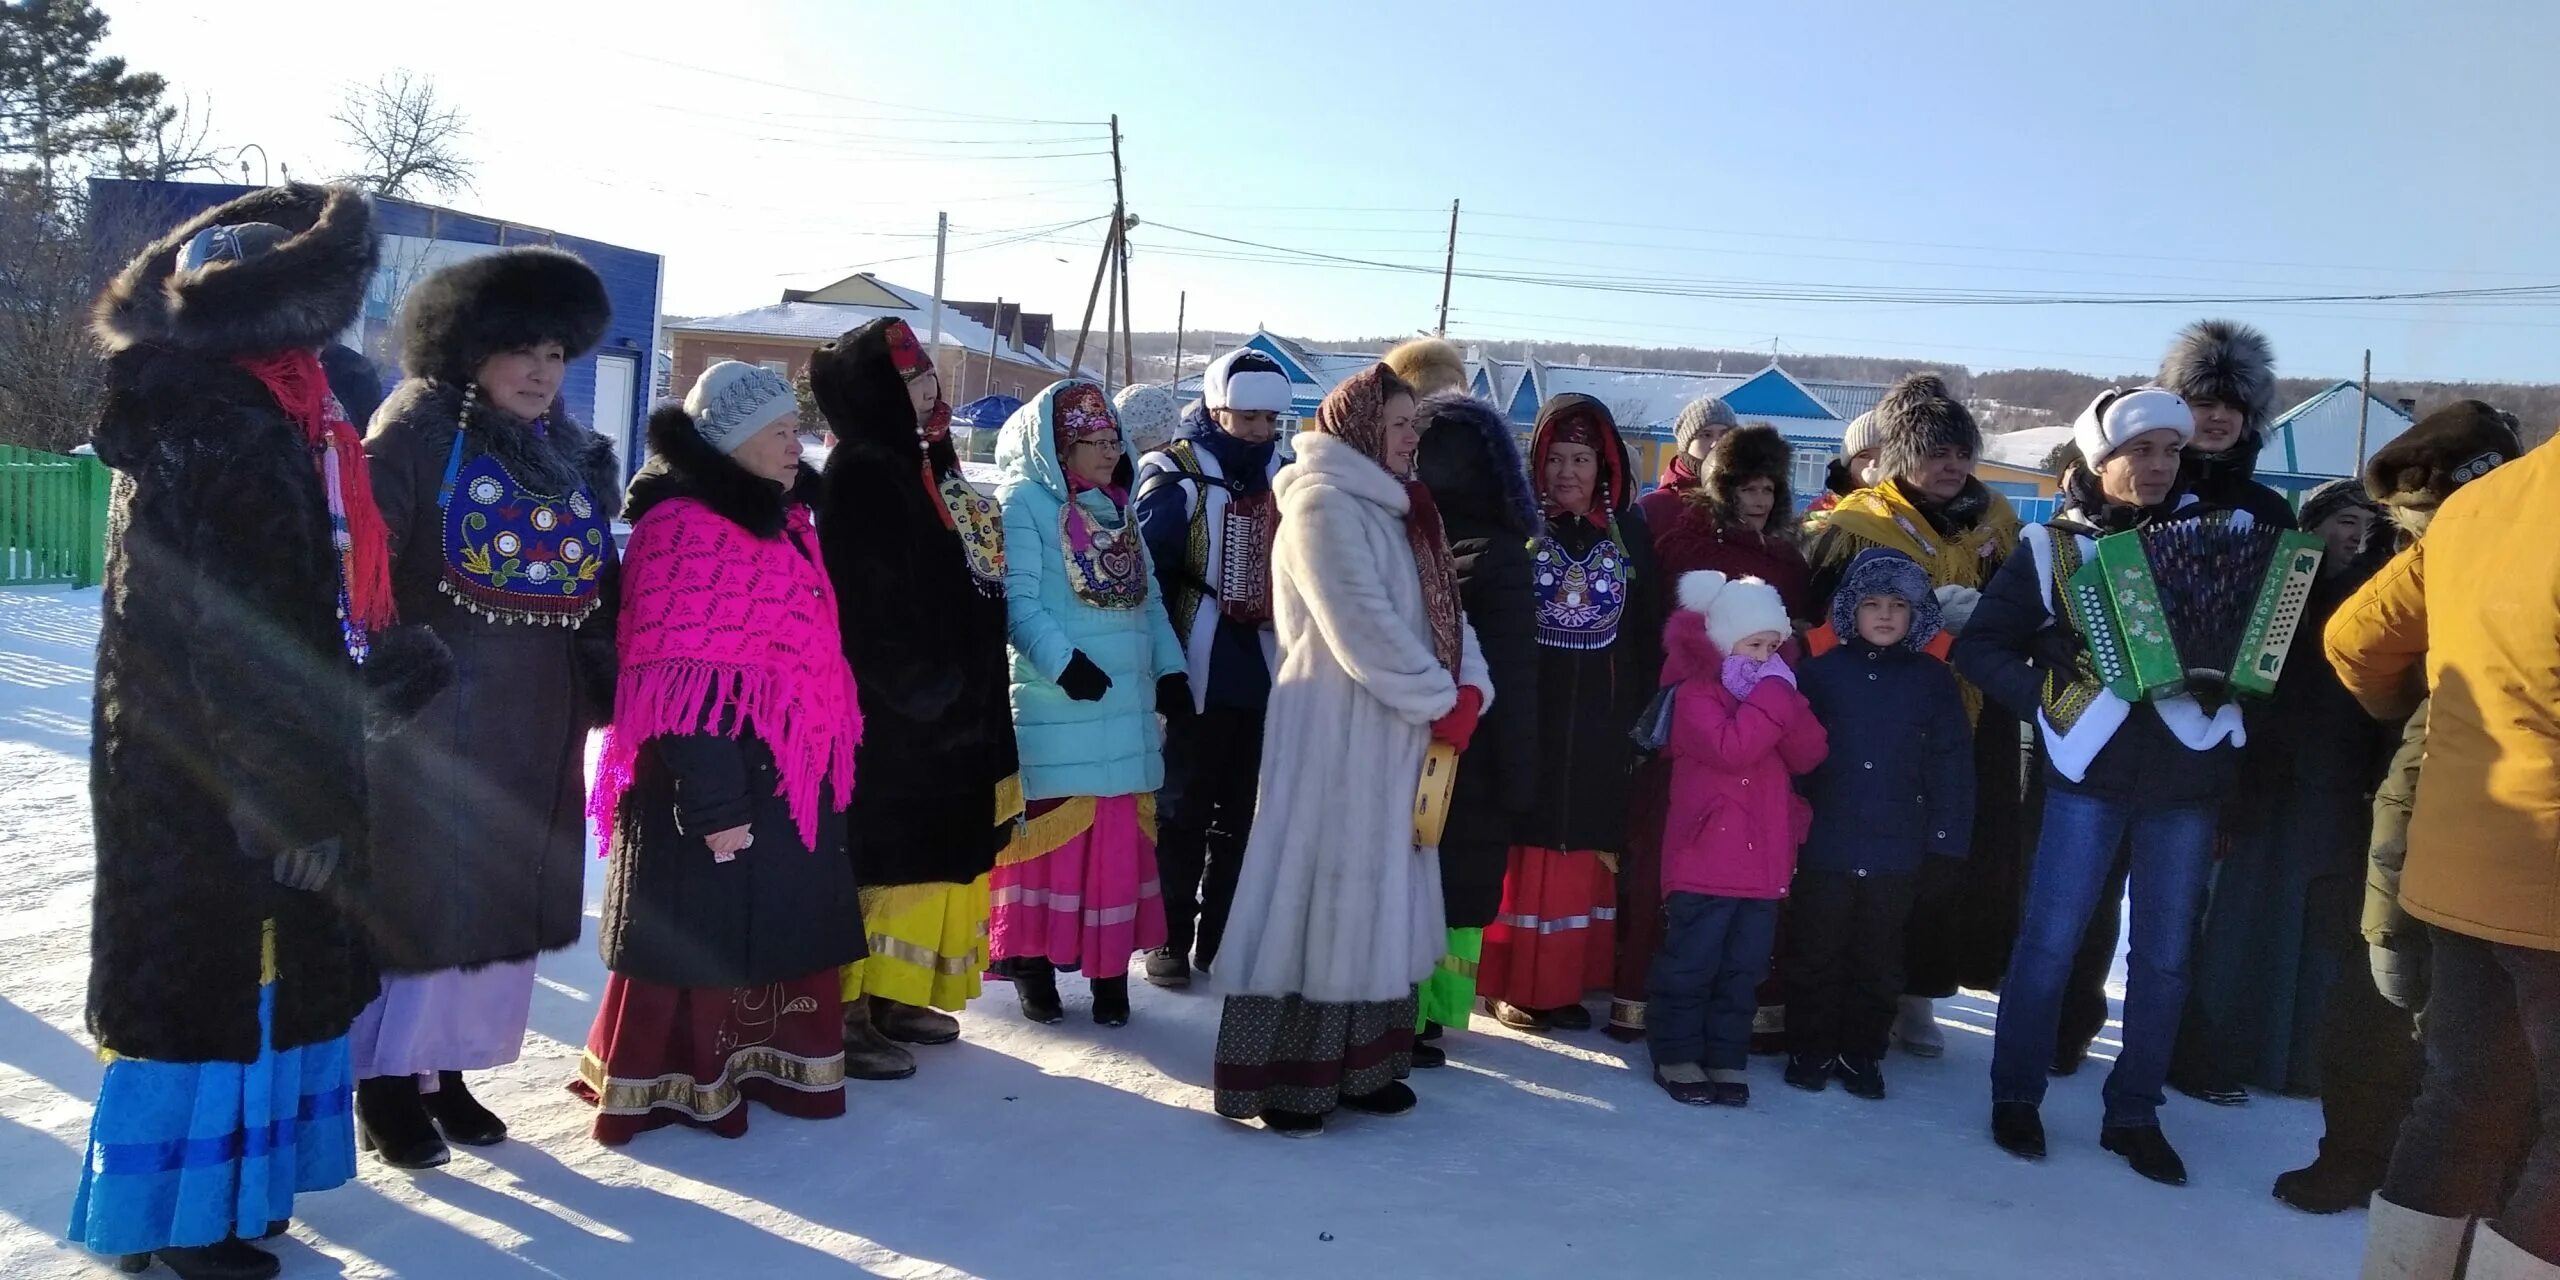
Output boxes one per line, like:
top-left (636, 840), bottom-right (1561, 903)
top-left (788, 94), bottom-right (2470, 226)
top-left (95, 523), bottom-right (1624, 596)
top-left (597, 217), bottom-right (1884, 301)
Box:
top-left (1314, 364), bottom-right (1463, 677)
top-left (883, 317), bottom-right (952, 442)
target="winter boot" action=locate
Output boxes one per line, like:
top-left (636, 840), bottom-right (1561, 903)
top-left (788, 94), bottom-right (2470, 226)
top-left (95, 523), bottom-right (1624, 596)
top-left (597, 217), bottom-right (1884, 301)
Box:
top-left (1410, 1040), bottom-right (1448, 1068)
top-left (872, 996), bottom-right (961, 1045)
top-left (116, 1237), bottom-right (280, 1280)
top-left (1014, 960), bottom-right (1066, 1025)
top-left (1262, 1109), bottom-right (1325, 1138)
top-left (1090, 976), bottom-right (1131, 1027)
top-left (1894, 996), bottom-right (1946, 1058)
top-left (2101, 1123), bottom-right (2190, 1186)
top-left (2357, 1196), bottom-right (2471, 1280)
top-left (2463, 1223), bottom-right (2560, 1280)
top-left (1604, 998), bottom-right (1647, 1044)
top-left (1546, 1002), bottom-right (1595, 1033)
top-left (838, 997), bottom-right (918, 1081)
top-left (1749, 1005), bottom-right (1787, 1056)
top-left (1142, 947), bottom-right (1191, 990)
top-left (1784, 1052), bottom-right (1832, 1093)
top-left (2052, 1036), bottom-right (2093, 1076)
top-left (1707, 1068), bottom-right (1751, 1107)
top-left (1991, 1101), bottom-right (2046, 1160)
top-left (2274, 1151), bottom-right (2384, 1214)
top-left (1340, 1081), bottom-right (1418, 1116)
top-left (420, 1071), bottom-right (506, 1146)
top-left (1489, 1000), bottom-right (1548, 1032)
top-left (1834, 1054), bottom-right (1887, 1100)
top-left (1654, 1062), bottom-right (1716, 1106)
top-left (355, 1075), bottom-right (449, 1170)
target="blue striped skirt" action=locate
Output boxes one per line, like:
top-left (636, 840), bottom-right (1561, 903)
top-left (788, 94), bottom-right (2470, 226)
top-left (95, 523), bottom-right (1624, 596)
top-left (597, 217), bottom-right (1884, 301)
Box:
top-left (68, 984), bottom-right (357, 1256)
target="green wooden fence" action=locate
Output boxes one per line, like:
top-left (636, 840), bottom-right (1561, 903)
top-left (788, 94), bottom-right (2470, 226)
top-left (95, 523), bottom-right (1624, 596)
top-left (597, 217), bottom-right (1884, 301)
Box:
top-left (0, 446), bottom-right (111, 589)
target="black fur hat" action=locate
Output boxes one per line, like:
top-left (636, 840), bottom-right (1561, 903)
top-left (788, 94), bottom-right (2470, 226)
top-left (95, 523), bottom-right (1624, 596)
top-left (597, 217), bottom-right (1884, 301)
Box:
top-left (2158, 319), bottom-right (2277, 436)
top-left (2364, 399), bottom-right (2520, 512)
top-left (1701, 422), bottom-right (1793, 522)
top-left (1872, 372), bottom-right (1980, 483)
top-left (94, 183), bottom-right (378, 358)
top-left (397, 246), bottom-right (610, 383)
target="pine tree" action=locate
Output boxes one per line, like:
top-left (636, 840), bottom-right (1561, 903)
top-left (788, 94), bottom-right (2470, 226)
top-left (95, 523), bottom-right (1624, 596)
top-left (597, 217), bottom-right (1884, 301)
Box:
top-left (0, 0), bottom-right (169, 189)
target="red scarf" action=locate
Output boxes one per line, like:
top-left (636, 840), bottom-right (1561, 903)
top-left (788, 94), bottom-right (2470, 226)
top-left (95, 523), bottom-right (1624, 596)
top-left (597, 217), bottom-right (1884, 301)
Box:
top-left (234, 350), bottom-right (396, 634)
top-left (1660, 452), bottom-right (1701, 492)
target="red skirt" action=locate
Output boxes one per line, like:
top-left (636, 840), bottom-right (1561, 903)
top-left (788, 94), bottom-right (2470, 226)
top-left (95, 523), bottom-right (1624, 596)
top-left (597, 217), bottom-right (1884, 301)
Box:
top-left (1477, 846), bottom-right (1618, 1012)
top-left (571, 971), bottom-right (847, 1145)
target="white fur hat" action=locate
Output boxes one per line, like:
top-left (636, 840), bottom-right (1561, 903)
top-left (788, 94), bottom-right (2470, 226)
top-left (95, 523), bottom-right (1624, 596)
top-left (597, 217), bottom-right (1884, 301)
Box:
top-left (1679, 570), bottom-right (1791, 655)
top-left (1203, 347), bottom-right (1293, 414)
top-left (2073, 386), bottom-right (2194, 468)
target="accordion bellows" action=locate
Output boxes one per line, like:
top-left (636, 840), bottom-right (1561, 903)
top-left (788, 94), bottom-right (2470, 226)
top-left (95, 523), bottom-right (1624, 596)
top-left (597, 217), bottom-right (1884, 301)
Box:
top-left (2066, 513), bottom-right (2325, 703)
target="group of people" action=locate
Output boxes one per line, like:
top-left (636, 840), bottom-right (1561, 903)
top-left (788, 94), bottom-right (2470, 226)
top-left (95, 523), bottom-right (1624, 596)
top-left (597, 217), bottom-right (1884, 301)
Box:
top-left (63, 182), bottom-right (2560, 1280)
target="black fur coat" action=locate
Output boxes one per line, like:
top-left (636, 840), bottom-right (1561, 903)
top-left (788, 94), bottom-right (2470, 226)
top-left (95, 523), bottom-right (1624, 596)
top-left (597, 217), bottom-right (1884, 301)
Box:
top-left (812, 319), bottom-right (1018, 888)
top-left (86, 183), bottom-right (451, 1061)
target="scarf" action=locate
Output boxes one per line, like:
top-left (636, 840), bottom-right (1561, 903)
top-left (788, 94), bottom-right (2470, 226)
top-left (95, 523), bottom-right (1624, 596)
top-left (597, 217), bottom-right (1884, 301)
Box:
top-left (235, 349), bottom-right (395, 651)
top-left (1660, 452), bottom-right (1702, 493)
top-left (1315, 366), bottom-right (1464, 675)
top-left (591, 499), bottom-right (861, 848)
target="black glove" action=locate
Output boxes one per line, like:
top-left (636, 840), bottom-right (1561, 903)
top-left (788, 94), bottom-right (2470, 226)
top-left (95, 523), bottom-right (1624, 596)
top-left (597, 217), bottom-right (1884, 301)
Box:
top-left (1058, 650), bottom-right (1113, 703)
top-left (272, 837), bottom-right (343, 893)
top-left (2372, 940), bottom-right (2428, 1012)
top-left (1155, 673), bottom-right (1193, 714)
top-left (2029, 623), bottom-right (2087, 676)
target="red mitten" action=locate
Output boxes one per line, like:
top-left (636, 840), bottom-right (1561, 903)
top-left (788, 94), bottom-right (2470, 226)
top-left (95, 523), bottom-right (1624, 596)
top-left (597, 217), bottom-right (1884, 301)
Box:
top-left (1431, 687), bottom-right (1485, 751)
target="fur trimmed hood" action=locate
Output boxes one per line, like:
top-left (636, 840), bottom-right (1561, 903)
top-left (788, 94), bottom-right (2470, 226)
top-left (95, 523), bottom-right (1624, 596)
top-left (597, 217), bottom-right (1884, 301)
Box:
top-left (1415, 391), bottom-right (1542, 539)
top-left (1826, 547), bottom-right (1943, 651)
top-left (2158, 319), bottom-right (2277, 437)
top-left (1698, 422), bottom-right (1793, 524)
top-left (626, 402), bottom-right (821, 534)
top-left (94, 183), bottom-right (377, 358)
top-left (1872, 372), bottom-right (1981, 485)
top-left (811, 316), bottom-right (961, 477)
top-left (397, 246), bottom-right (609, 383)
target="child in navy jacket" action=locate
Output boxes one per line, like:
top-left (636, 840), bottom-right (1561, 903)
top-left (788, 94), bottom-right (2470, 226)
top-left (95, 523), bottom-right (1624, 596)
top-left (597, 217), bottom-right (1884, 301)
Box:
top-left (1785, 548), bottom-right (1974, 1100)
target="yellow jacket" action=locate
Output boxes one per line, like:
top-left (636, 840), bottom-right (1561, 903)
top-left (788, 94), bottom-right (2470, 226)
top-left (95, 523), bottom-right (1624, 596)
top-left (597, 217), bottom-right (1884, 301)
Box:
top-left (2326, 443), bottom-right (2560, 951)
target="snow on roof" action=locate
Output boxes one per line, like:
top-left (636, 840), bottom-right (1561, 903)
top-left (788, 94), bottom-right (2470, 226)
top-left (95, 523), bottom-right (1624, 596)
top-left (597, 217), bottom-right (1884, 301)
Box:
top-left (2263, 381), bottom-right (2415, 479)
top-left (670, 275), bottom-right (1078, 374)
top-left (1983, 425), bottom-right (2074, 470)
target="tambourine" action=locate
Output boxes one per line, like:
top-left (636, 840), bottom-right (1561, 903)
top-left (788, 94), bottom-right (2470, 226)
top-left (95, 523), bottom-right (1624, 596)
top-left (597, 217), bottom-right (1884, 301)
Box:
top-left (1412, 741), bottom-right (1459, 847)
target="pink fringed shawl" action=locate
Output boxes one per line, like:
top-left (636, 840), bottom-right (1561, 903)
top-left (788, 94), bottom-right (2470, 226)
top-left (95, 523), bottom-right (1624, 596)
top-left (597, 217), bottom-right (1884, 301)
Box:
top-left (591, 498), bottom-right (861, 849)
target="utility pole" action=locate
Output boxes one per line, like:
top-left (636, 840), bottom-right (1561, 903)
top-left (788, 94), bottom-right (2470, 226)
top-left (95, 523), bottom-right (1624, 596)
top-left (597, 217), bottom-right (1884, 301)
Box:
top-left (2355, 348), bottom-right (2374, 470)
top-left (1071, 114), bottom-right (1129, 379)
top-left (982, 296), bottom-right (1004, 410)
top-left (926, 210), bottom-right (948, 376)
top-left (1173, 290), bottom-right (1187, 387)
top-left (1111, 115), bottom-right (1134, 388)
top-left (1435, 198), bottom-right (1459, 337)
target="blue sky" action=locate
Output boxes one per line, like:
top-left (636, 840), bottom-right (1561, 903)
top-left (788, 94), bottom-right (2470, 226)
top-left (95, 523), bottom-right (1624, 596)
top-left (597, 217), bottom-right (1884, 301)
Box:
top-left (100, 0), bottom-right (2560, 382)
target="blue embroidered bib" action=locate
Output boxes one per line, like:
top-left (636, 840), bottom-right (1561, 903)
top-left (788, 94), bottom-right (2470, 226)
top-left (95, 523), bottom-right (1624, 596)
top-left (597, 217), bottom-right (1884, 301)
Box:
top-left (1534, 532), bottom-right (1628, 650)
top-left (439, 449), bottom-right (610, 626)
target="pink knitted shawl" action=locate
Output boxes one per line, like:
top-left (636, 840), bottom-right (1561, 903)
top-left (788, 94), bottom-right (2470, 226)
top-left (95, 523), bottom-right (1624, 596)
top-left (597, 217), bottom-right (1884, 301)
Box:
top-left (591, 498), bottom-right (860, 849)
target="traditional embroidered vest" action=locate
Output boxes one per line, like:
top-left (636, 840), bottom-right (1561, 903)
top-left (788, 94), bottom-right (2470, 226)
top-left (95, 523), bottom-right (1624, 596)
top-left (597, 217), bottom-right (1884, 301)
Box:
top-left (1062, 496), bottom-right (1147, 611)
top-left (939, 472), bottom-right (1005, 598)
top-left (436, 435), bottom-right (610, 626)
top-left (1533, 530), bottom-right (1629, 650)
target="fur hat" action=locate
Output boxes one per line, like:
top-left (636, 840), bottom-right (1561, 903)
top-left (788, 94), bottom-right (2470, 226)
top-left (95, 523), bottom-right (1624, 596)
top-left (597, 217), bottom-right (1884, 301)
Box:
top-left (1202, 347), bottom-right (1292, 414)
top-left (1113, 382), bottom-right (1183, 456)
top-left (2296, 477), bottom-right (2380, 534)
top-left (1672, 396), bottom-right (1740, 454)
top-left (2157, 319), bottom-right (2277, 437)
top-left (1701, 423), bottom-right (1793, 523)
top-left (2073, 386), bottom-right (2194, 467)
top-left (94, 182), bottom-right (378, 358)
top-left (1872, 372), bottom-right (1981, 483)
top-left (1384, 338), bottom-right (1468, 398)
top-left (1679, 570), bottom-right (1791, 656)
top-left (681, 360), bottom-right (795, 455)
top-left (397, 246), bottom-right (611, 383)
top-left (1828, 548), bottom-right (1943, 651)
top-left (2364, 399), bottom-right (2520, 513)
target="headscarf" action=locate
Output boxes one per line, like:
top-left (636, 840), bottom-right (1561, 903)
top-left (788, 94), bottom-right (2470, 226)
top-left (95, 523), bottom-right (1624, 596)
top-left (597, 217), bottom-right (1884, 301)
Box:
top-left (1531, 396), bottom-right (1627, 527)
top-left (883, 317), bottom-right (953, 442)
top-left (1314, 365), bottom-right (1463, 676)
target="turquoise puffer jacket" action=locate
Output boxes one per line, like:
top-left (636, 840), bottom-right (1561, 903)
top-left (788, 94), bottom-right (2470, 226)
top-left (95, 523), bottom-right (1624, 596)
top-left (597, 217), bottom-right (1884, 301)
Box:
top-left (995, 380), bottom-right (1186, 802)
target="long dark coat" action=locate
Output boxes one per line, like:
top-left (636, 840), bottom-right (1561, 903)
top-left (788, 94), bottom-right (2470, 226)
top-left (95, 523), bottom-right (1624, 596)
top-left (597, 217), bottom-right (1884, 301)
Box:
top-left (812, 320), bottom-right (1017, 888)
top-left (86, 184), bottom-right (449, 1061)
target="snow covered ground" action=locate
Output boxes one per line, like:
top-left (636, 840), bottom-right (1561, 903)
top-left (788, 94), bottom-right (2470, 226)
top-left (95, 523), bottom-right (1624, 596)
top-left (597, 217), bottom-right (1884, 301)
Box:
top-left (0, 586), bottom-right (2364, 1278)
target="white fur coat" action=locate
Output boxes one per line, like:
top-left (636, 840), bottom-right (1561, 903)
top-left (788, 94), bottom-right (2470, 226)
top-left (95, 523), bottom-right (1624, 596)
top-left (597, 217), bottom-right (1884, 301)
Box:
top-left (1216, 433), bottom-right (1490, 1005)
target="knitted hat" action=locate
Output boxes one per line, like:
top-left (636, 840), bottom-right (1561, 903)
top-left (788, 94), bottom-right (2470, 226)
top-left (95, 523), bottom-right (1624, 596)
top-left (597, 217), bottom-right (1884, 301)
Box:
top-left (1203, 347), bottom-right (1292, 414)
top-left (682, 360), bottom-right (796, 455)
top-left (1671, 396), bottom-right (1740, 454)
top-left (2157, 319), bottom-right (2277, 437)
top-left (1113, 382), bottom-right (1183, 456)
top-left (2364, 399), bottom-right (2520, 512)
top-left (2296, 477), bottom-right (2380, 533)
top-left (1872, 372), bottom-right (1981, 482)
top-left (2072, 386), bottom-right (2193, 467)
top-left (1679, 570), bottom-right (1791, 655)
top-left (1828, 547), bottom-right (1943, 651)
top-left (1383, 337), bottom-right (1468, 398)
top-left (1840, 409), bottom-right (1881, 460)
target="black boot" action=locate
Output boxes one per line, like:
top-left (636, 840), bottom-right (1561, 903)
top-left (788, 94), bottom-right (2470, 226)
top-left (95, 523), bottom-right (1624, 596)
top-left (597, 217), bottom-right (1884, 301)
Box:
top-left (2273, 1153), bottom-right (2382, 1214)
top-left (1784, 1052), bottom-right (1832, 1093)
top-left (421, 1071), bottom-right (507, 1146)
top-left (1340, 1081), bottom-right (1417, 1116)
top-left (118, 1237), bottom-right (280, 1280)
top-left (1991, 1101), bottom-right (2046, 1160)
top-left (1410, 1041), bottom-right (1447, 1068)
top-left (1832, 1054), bottom-right (1887, 1101)
top-left (2101, 1124), bottom-right (2190, 1186)
top-left (1013, 960), bottom-right (1064, 1025)
top-left (356, 1075), bottom-right (449, 1169)
top-left (1091, 976), bottom-right (1131, 1027)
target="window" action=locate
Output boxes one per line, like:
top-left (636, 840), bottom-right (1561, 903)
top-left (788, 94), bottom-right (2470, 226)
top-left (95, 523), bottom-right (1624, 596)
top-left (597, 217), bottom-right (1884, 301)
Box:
top-left (758, 360), bottom-right (789, 377)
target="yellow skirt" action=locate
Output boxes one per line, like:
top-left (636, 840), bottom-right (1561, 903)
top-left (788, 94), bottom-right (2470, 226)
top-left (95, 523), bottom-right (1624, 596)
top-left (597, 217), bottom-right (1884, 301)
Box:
top-left (839, 877), bottom-right (993, 1011)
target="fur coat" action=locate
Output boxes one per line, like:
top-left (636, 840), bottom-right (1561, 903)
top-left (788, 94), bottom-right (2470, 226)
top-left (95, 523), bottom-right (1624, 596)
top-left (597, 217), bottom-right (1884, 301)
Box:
top-left (1215, 432), bottom-right (1490, 1004)
top-left (86, 183), bottom-right (451, 1061)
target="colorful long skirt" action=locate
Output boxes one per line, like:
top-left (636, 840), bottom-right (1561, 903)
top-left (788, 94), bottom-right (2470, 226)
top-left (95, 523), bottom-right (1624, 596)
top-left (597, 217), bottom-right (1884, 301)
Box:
top-left (1214, 990), bottom-right (1420, 1119)
top-left (70, 986), bottom-right (357, 1257)
top-left (1418, 928), bottom-right (1483, 1030)
top-left (1477, 846), bottom-right (1618, 1012)
top-left (348, 959), bottom-right (536, 1084)
top-left (571, 970), bottom-right (846, 1145)
top-left (839, 877), bottom-right (992, 1011)
top-left (990, 794), bottom-right (1165, 979)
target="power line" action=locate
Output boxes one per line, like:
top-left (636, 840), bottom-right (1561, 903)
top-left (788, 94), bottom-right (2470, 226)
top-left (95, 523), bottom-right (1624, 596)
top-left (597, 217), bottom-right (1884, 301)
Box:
top-left (602, 49), bottom-right (1112, 127)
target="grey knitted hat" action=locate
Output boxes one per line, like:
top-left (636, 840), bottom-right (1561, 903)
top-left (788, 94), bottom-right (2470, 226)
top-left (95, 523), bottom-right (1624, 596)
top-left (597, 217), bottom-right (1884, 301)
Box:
top-left (1672, 396), bottom-right (1740, 453)
top-left (682, 360), bottom-right (796, 455)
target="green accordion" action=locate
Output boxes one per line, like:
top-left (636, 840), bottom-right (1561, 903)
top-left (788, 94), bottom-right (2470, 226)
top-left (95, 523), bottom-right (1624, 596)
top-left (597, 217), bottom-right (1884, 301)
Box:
top-left (2066, 513), bottom-right (2326, 702)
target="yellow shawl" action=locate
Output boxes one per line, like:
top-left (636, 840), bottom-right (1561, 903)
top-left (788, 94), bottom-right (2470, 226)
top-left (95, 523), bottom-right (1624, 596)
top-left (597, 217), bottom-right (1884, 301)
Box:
top-left (1812, 480), bottom-right (2021, 720)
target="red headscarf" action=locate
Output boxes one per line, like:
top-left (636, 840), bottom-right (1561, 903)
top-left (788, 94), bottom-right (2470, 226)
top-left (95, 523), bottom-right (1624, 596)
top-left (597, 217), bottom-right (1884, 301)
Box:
top-left (1531, 396), bottom-right (1627, 527)
top-left (234, 349), bottom-right (396, 640)
top-left (883, 318), bottom-right (952, 442)
top-left (1314, 365), bottom-right (1463, 676)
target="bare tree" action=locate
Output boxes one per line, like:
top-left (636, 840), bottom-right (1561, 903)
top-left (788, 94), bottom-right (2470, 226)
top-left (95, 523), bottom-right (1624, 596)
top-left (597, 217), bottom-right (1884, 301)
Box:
top-left (333, 70), bottom-right (471, 199)
top-left (102, 91), bottom-right (222, 182)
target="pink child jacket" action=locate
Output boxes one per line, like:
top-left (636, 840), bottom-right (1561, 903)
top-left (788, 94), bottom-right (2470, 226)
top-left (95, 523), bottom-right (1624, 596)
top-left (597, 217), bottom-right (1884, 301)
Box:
top-left (1657, 609), bottom-right (1829, 900)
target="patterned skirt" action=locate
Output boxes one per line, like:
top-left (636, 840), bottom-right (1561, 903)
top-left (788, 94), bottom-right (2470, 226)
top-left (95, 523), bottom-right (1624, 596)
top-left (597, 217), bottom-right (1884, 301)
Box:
top-left (1477, 846), bottom-right (1618, 1012)
top-left (572, 970), bottom-right (846, 1145)
top-left (1417, 928), bottom-right (1483, 1030)
top-left (69, 985), bottom-right (356, 1257)
top-left (990, 794), bottom-right (1165, 980)
top-left (838, 876), bottom-right (992, 1011)
top-left (1214, 990), bottom-right (1419, 1120)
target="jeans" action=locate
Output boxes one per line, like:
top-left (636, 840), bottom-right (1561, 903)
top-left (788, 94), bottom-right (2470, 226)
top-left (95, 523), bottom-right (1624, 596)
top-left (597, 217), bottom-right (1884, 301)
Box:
top-left (1786, 869), bottom-right (1918, 1062)
top-left (1991, 789), bottom-right (2218, 1127)
top-left (1648, 893), bottom-right (1778, 1072)
top-left (2381, 927), bottom-right (2560, 1262)
top-left (1156, 703), bottom-right (1265, 966)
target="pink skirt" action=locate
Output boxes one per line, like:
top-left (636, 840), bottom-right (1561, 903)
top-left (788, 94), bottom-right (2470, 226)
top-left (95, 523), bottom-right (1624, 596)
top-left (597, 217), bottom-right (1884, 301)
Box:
top-left (989, 794), bottom-right (1166, 980)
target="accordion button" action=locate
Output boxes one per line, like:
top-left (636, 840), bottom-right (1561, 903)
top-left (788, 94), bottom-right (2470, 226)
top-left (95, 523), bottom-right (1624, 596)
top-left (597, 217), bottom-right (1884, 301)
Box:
top-left (1862, 762), bottom-right (1873, 770)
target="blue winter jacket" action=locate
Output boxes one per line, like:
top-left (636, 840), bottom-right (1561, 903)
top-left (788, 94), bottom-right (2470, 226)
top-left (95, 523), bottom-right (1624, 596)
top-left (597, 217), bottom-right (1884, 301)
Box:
top-left (995, 381), bottom-right (1187, 802)
top-left (1796, 638), bottom-right (1975, 875)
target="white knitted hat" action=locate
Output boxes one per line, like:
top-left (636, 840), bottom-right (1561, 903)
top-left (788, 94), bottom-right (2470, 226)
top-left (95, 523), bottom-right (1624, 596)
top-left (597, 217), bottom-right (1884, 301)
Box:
top-left (1679, 570), bottom-right (1791, 655)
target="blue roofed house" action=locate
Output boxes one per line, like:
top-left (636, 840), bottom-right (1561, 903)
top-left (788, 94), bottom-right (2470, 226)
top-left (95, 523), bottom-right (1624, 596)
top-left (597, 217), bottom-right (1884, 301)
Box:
top-left (86, 179), bottom-right (664, 481)
top-left (2257, 381), bottom-right (2417, 497)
